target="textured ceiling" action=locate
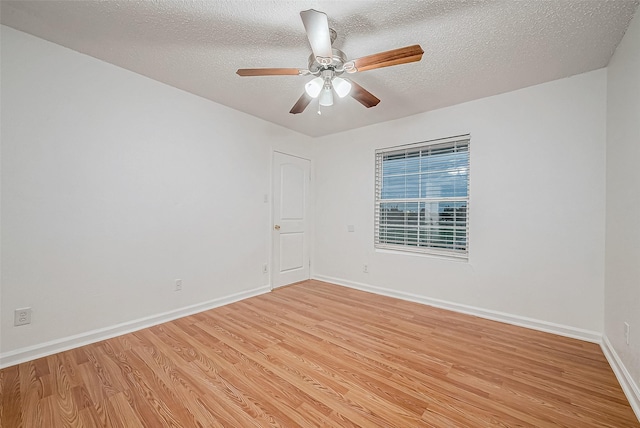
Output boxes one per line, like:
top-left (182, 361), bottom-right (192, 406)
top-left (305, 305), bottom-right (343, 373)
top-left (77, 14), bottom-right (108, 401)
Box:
top-left (1, 0), bottom-right (638, 137)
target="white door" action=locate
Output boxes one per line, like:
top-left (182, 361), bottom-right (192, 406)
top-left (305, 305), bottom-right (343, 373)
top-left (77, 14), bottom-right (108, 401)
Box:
top-left (272, 152), bottom-right (310, 288)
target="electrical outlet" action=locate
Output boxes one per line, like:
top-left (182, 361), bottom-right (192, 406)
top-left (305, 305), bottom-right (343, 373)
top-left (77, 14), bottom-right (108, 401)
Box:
top-left (624, 322), bottom-right (630, 345)
top-left (175, 279), bottom-right (182, 291)
top-left (14, 308), bottom-right (32, 326)
top-left (363, 264), bottom-right (368, 273)
top-left (262, 264), bottom-right (268, 274)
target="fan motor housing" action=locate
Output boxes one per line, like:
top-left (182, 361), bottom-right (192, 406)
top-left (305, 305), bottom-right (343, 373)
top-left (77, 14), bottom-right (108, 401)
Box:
top-left (308, 48), bottom-right (348, 75)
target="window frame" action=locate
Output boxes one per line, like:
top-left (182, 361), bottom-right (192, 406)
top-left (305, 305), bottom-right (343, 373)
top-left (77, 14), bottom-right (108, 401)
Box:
top-left (374, 134), bottom-right (470, 260)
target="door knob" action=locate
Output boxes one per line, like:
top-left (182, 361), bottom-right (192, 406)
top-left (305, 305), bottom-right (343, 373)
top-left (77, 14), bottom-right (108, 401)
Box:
top-left (274, 225), bottom-right (281, 230)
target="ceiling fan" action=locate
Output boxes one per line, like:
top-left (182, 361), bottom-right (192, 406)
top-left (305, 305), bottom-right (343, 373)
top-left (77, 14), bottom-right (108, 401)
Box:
top-left (236, 9), bottom-right (424, 114)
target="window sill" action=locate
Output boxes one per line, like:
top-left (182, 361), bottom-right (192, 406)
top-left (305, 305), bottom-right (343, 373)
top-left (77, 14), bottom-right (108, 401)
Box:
top-left (374, 246), bottom-right (468, 262)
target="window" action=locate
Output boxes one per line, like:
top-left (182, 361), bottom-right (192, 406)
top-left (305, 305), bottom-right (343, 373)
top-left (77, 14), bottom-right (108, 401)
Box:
top-left (375, 135), bottom-right (470, 259)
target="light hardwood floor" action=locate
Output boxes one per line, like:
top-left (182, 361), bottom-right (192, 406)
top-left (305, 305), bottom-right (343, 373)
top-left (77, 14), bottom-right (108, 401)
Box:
top-left (1, 280), bottom-right (638, 427)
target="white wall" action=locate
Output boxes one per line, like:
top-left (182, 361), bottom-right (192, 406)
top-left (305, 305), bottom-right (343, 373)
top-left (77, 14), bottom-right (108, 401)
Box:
top-left (313, 69), bottom-right (607, 336)
top-left (605, 8), bottom-right (640, 400)
top-left (0, 26), bottom-right (313, 363)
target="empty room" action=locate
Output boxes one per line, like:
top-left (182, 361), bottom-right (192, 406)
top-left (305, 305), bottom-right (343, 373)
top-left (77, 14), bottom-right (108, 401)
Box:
top-left (1, 0), bottom-right (639, 426)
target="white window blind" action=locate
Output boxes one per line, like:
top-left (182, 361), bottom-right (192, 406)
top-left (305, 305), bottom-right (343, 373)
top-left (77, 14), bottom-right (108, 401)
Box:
top-left (375, 135), bottom-right (470, 259)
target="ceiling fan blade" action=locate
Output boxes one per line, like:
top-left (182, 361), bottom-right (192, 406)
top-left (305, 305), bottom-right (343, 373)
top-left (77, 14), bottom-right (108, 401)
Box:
top-left (349, 81), bottom-right (380, 108)
top-left (290, 92), bottom-right (313, 114)
top-left (236, 68), bottom-right (305, 76)
top-left (347, 45), bottom-right (424, 73)
top-left (300, 9), bottom-right (333, 65)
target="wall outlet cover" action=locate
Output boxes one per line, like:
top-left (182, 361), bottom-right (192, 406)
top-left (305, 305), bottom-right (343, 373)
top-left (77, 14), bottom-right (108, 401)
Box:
top-left (14, 308), bottom-right (32, 326)
top-left (624, 322), bottom-right (630, 345)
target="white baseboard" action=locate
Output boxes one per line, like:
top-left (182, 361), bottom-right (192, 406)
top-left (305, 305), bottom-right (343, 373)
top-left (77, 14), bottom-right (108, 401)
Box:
top-left (312, 275), bottom-right (602, 343)
top-left (601, 335), bottom-right (640, 421)
top-left (0, 285), bottom-right (270, 369)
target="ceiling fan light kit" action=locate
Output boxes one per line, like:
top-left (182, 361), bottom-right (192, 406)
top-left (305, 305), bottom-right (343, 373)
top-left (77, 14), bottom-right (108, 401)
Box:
top-left (332, 77), bottom-right (352, 98)
top-left (305, 77), bottom-right (324, 98)
top-left (236, 9), bottom-right (424, 115)
top-left (319, 87), bottom-right (334, 107)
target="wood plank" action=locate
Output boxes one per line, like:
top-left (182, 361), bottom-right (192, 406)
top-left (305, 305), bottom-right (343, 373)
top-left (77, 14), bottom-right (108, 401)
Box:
top-left (1, 365), bottom-right (23, 427)
top-left (0, 279), bottom-right (638, 427)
